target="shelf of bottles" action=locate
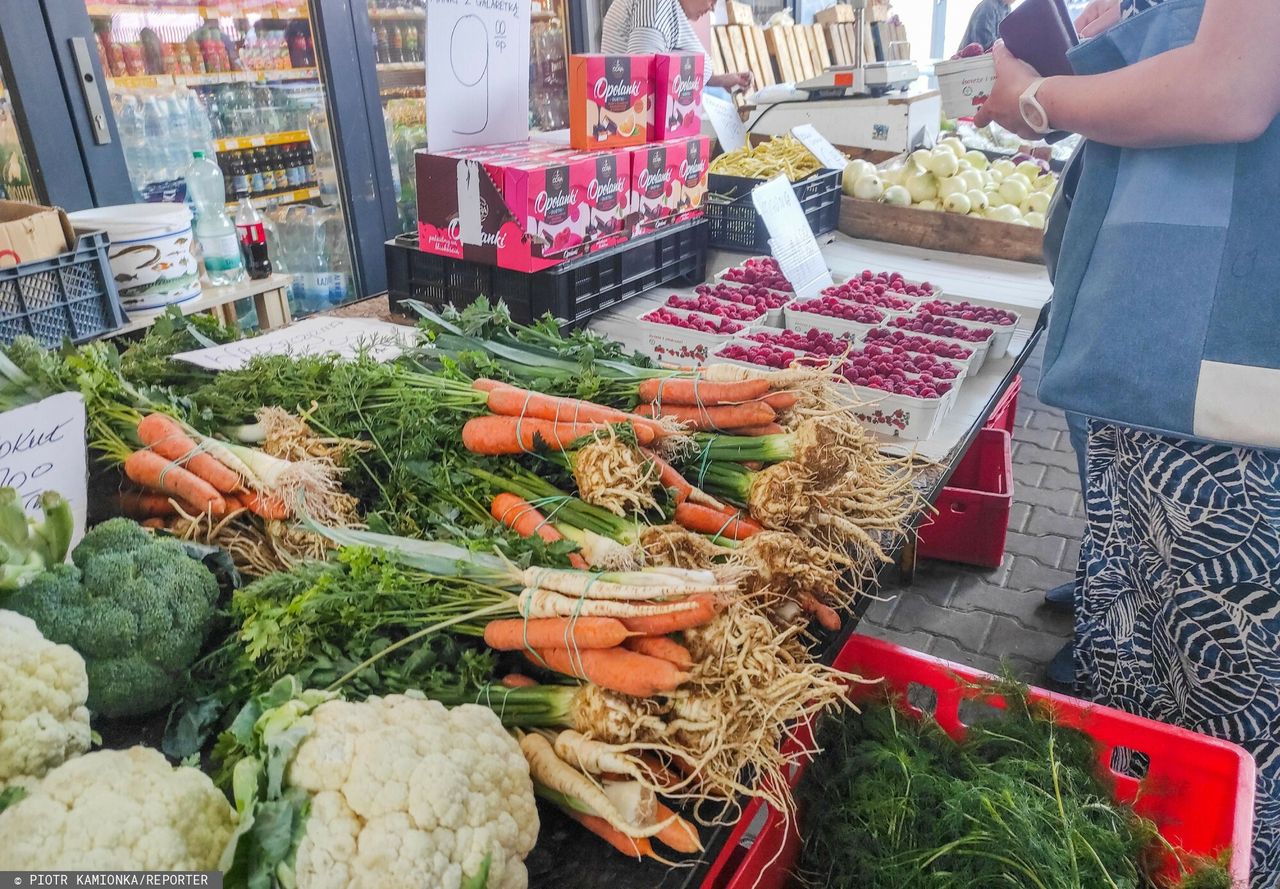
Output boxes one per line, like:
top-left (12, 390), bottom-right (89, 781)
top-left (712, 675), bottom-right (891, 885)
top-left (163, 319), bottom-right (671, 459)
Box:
top-left (88, 0), bottom-right (359, 315)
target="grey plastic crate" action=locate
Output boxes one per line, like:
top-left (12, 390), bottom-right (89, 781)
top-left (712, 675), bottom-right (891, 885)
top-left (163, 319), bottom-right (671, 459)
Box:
top-left (0, 228), bottom-right (125, 347)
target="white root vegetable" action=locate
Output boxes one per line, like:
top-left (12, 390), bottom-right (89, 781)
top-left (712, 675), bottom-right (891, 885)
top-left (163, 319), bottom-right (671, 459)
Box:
top-left (520, 569), bottom-right (732, 600)
top-left (520, 733), bottom-right (674, 839)
top-left (603, 780), bottom-right (657, 829)
top-left (553, 730), bottom-right (649, 780)
top-left (518, 588), bottom-right (702, 619)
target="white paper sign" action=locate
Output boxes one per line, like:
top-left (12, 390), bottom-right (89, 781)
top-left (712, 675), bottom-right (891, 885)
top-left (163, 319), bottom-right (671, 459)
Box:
top-left (426, 0), bottom-right (531, 152)
top-left (173, 317), bottom-right (415, 371)
top-left (790, 124), bottom-right (848, 170)
top-left (702, 93), bottom-right (748, 154)
top-left (751, 175), bottom-right (833, 299)
top-left (0, 393), bottom-right (88, 547)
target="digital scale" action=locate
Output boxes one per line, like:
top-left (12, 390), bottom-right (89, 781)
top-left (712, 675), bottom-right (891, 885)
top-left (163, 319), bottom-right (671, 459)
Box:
top-left (794, 60), bottom-right (920, 99)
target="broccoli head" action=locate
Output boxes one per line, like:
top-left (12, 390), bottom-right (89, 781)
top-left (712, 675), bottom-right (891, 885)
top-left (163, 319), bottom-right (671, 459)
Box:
top-left (7, 521), bottom-right (219, 719)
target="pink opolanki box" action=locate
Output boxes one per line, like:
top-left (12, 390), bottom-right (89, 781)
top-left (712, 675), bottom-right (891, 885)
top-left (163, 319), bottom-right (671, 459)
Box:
top-left (653, 53), bottom-right (705, 140)
top-left (416, 143), bottom-right (633, 272)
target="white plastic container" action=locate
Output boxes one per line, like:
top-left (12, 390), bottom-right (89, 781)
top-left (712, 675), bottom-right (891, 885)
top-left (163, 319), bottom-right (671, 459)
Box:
top-left (934, 54), bottom-right (997, 120)
top-left (914, 306), bottom-right (1021, 360)
top-left (861, 330), bottom-right (982, 376)
top-left (842, 381), bottom-right (959, 441)
top-left (710, 273), bottom-right (795, 326)
top-left (637, 305), bottom-right (756, 365)
top-left (68, 204), bottom-right (201, 310)
top-left (783, 303), bottom-right (885, 340)
top-left (872, 323), bottom-right (993, 373)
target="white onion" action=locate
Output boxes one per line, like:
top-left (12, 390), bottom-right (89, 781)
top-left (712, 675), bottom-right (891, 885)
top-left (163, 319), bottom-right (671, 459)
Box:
top-left (942, 138), bottom-right (967, 159)
top-left (883, 184), bottom-right (912, 206)
top-left (966, 189), bottom-right (989, 212)
top-left (1015, 160), bottom-right (1043, 180)
top-left (1024, 210), bottom-right (1046, 228)
top-left (1023, 191), bottom-right (1051, 215)
top-left (986, 203), bottom-right (1022, 224)
top-left (928, 147), bottom-right (959, 178)
top-left (852, 174), bottom-right (885, 200)
top-left (917, 199), bottom-right (940, 211)
top-left (964, 150), bottom-right (990, 171)
top-left (905, 170), bottom-right (939, 202)
top-left (991, 158), bottom-right (1017, 178)
top-left (937, 176), bottom-right (967, 200)
top-left (842, 159), bottom-right (877, 195)
top-left (999, 177), bottom-right (1029, 205)
top-left (943, 192), bottom-right (971, 214)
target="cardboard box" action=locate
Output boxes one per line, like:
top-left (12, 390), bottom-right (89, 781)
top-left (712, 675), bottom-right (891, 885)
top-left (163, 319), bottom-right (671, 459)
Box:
top-left (627, 143), bottom-right (678, 232)
top-left (569, 54), bottom-right (654, 150)
top-left (0, 202), bottom-right (74, 270)
top-left (654, 54), bottom-right (705, 140)
top-left (672, 136), bottom-right (711, 214)
top-left (581, 149), bottom-right (631, 243)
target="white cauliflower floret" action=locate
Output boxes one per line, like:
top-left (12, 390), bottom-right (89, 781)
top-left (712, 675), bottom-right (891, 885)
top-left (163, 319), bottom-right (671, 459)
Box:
top-left (0, 609), bottom-right (91, 788)
top-left (0, 746), bottom-right (236, 870)
top-left (287, 695), bottom-right (539, 889)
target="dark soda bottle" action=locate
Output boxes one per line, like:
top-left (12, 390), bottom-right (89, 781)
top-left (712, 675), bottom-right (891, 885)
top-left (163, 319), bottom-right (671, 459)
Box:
top-left (234, 191), bottom-right (273, 280)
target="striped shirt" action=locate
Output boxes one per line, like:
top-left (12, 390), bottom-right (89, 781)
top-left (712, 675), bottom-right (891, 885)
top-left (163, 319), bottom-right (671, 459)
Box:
top-left (600, 0), bottom-right (714, 83)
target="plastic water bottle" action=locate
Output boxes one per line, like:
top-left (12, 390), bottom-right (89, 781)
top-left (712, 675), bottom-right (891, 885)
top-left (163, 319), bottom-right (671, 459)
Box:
top-left (185, 89), bottom-right (217, 158)
top-left (141, 96), bottom-right (171, 180)
top-left (117, 95), bottom-right (150, 192)
top-left (186, 150), bottom-right (245, 286)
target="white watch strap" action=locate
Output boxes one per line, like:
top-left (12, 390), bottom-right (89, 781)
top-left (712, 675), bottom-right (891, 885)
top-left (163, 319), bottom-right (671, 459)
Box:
top-left (1019, 77), bottom-right (1051, 135)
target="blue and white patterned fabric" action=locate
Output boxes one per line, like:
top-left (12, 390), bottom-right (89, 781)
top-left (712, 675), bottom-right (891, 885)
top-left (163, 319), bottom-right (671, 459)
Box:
top-left (1075, 421), bottom-right (1280, 888)
top-left (1038, 0), bottom-right (1280, 450)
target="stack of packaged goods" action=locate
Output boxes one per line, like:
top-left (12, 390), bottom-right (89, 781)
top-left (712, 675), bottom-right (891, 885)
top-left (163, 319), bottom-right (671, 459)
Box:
top-left (414, 52), bottom-right (709, 273)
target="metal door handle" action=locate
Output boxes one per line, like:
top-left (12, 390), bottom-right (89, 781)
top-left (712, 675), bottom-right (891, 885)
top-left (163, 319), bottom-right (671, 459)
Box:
top-left (69, 37), bottom-right (111, 145)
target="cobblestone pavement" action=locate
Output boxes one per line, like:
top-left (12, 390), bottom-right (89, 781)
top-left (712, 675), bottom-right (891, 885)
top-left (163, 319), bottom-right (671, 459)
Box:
top-left (862, 341), bottom-right (1081, 683)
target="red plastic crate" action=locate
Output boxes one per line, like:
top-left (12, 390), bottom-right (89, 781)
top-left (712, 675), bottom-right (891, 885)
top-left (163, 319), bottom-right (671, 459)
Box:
top-left (985, 374), bottom-right (1022, 436)
top-left (700, 635), bottom-right (1255, 889)
top-left (917, 427), bottom-right (1013, 568)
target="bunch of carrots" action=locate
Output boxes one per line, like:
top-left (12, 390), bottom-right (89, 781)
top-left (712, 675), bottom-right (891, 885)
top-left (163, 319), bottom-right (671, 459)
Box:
top-left (116, 413), bottom-right (288, 527)
top-left (633, 377), bottom-right (797, 436)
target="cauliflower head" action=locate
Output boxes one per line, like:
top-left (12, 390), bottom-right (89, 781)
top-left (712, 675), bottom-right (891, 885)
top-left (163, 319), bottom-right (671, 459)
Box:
top-left (222, 685), bottom-right (538, 889)
top-left (0, 746), bottom-right (236, 870)
top-left (0, 609), bottom-right (90, 789)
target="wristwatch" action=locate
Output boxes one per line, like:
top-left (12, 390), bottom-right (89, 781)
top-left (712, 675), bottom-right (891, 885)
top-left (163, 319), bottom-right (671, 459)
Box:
top-left (1019, 77), bottom-right (1052, 135)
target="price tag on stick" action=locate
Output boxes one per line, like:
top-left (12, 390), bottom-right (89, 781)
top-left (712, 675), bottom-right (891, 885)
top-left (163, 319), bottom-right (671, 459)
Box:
top-left (426, 0), bottom-right (531, 152)
top-left (702, 93), bottom-right (748, 154)
top-left (751, 175), bottom-right (833, 299)
top-left (790, 124), bottom-right (848, 170)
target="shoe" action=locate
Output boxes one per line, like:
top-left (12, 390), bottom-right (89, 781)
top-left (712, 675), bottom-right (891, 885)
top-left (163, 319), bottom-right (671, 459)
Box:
top-left (1045, 641), bottom-right (1075, 690)
top-left (1044, 580), bottom-right (1074, 613)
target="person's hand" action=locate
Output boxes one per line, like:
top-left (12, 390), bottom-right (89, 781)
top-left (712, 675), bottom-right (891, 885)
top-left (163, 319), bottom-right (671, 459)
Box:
top-left (972, 42), bottom-right (1043, 138)
top-left (711, 71), bottom-right (753, 92)
top-left (1074, 0), bottom-right (1122, 38)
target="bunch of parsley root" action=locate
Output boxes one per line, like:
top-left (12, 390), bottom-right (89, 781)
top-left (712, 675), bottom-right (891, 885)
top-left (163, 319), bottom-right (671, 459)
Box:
top-left (797, 690), bottom-right (1232, 889)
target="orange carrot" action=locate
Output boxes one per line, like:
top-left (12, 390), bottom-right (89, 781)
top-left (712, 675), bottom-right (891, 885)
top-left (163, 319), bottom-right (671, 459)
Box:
top-left (674, 502), bottom-right (763, 541)
top-left (471, 378), bottom-right (508, 392)
top-left (762, 391), bottom-right (799, 412)
top-left (565, 810), bottom-right (653, 859)
top-left (490, 493), bottom-right (590, 569)
top-left (526, 646), bottom-right (689, 697)
top-left (637, 753), bottom-right (683, 791)
top-left (462, 415), bottom-right (655, 455)
top-left (240, 489), bottom-right (290, 520)
top-left (484, 617), bottom-right (631, 651)
top-left (623, 635), bottom-right (694, 670)
top-left (140, 517), bottom-right (168, 530)
top-left (724, 423), bottom-right (785, 437)
top-left (124, 451), bottom-right (225, 516)
top-left (501, 673), bottom-right (538, 688)
top-left (799, 592), bottom-right (842, 631)
top-left (137, 413), bottom-right (242, 494)
top-left (643, 449), bottom-right (693, 504)
top-left (482, 386), bottom-right (667, 441)
top-left (619, 594), bottom-right (721, 636)
top-left (117, 489), bottom-right (179, 519)
top-left (652, 803), bottom-right (702, 854)
top-left (634, 401), bottom-right (775, 431)
top-left (636, 377), bottom-right (771, 405)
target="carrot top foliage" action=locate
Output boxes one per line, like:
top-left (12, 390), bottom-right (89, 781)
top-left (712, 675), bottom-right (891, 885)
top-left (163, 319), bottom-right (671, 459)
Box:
top-left (797, 690), bottom-right (1233, 889)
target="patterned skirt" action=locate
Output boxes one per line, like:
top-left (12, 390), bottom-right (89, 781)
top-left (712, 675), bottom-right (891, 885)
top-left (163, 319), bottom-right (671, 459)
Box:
top-left (1075, 422), bottom-right (1280, 889)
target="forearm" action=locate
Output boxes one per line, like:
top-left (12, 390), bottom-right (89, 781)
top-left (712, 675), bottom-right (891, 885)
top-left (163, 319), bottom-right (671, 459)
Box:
top-left (1039, 44), bottom-right (1273, 147)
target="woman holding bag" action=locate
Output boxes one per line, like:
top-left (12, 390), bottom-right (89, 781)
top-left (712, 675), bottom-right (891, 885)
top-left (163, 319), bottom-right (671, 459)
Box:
top-left (976, 1), bottom-right (1280, 885)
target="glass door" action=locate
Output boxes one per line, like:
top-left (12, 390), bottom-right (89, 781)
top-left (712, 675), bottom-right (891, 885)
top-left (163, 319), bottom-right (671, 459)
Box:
top-left (81, 0), bottom-right (359, 315)
top-left (362, 0), bottom-right (571, 236)
top-left (0, 68), bottom-right (37, 204)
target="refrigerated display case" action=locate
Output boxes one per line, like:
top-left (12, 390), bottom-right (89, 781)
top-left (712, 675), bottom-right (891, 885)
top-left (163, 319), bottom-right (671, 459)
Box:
top-left (83, 0), bottom-right (359, 315)
top-left (363, 0), bottom-right (571, 233)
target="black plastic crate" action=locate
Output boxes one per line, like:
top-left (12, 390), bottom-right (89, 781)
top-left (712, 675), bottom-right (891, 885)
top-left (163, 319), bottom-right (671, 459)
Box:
top-left (703, 168), bottom-right (842, 253)
top-left (387, 217), bottom-right (708, 327)
top-left (0, 229), bottom-right (125, 347)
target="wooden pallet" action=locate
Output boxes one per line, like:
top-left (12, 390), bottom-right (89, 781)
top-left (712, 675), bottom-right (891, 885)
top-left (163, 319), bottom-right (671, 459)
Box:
top-left (712, 23), bottom-right (776, 105)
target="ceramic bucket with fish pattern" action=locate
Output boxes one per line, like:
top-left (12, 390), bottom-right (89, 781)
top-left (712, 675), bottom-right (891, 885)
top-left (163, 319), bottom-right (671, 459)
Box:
top-left (68, 204), bottom-right (201, 310)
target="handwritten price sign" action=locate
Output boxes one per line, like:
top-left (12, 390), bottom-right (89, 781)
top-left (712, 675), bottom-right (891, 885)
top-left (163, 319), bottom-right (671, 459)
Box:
top-left (426, 0), bottom-right (531, 151)
top-left (0, 392), bottom-right (88, 547)
top-left (751, 175), bottom-right (833, 299)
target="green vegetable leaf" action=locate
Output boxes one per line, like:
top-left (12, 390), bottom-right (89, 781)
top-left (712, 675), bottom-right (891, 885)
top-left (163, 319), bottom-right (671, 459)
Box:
top-left (461, 852), bottom-right (492, 889)
top-left (0, 785), bottom-right (27, 814)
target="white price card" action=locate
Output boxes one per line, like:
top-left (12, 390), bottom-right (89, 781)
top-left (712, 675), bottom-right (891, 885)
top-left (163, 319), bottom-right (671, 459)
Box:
top-left (426, 0), bottom-right (531, 152)
top-left (751, 175), bottom-right (833, 299)
top-left (702, 93), bottom-right (748, 154)
top-left (0, 393), bottom-right (88, 548)
top-left (173, 317), bottom-right (415, 371)
top-left (790, 123), bottom-right (848, 170)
